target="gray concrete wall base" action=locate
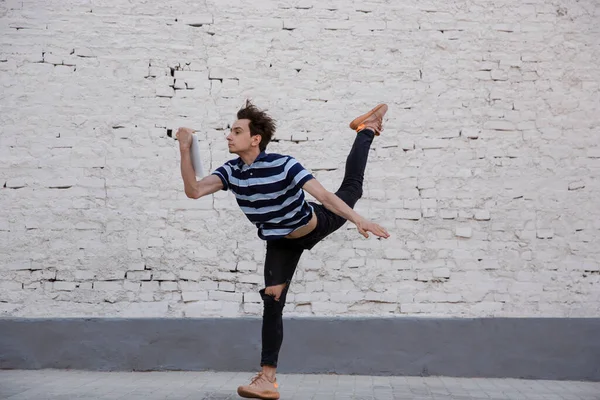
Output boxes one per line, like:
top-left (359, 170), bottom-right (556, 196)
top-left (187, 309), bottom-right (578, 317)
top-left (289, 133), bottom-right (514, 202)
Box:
top-left (1, 318), bottom-right (598, 381)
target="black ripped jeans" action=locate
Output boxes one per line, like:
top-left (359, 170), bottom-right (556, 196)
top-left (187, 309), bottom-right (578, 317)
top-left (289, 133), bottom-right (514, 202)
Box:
top-left (260, 129), bottom-right (375, 367)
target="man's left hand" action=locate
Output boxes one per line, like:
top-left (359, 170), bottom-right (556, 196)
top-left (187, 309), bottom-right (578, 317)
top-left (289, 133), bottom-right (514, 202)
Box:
top-left (356, 218), bottom-right (390, 239)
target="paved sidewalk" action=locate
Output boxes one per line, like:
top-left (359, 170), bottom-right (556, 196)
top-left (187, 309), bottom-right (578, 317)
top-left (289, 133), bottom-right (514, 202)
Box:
top-left (0, 370), bottom-right (598, 400)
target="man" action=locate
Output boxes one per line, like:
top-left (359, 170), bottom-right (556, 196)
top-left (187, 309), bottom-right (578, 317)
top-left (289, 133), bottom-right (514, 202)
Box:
top-left (176, 102), bottom-right (390, 399)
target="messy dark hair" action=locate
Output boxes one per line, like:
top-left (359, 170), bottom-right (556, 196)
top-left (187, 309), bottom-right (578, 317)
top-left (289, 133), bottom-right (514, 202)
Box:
top-left (236, 100), bottom-right (276, 152)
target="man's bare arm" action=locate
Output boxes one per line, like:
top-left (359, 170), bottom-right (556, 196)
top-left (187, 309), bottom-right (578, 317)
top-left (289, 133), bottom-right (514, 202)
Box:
top-left (177, 127), bottom-right (223, 199)
top-left (302, 178), bottom-right (389, 239)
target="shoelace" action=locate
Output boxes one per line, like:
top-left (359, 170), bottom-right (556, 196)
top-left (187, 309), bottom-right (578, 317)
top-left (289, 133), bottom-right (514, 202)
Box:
top-left (250, 372), bottom-right (277, 388)
top-left (250, 373), bottom-right (266, 386)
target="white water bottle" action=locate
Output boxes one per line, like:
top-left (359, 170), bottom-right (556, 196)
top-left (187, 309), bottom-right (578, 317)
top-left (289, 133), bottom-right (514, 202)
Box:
top-left (190, 133), bottom-right (204, 178)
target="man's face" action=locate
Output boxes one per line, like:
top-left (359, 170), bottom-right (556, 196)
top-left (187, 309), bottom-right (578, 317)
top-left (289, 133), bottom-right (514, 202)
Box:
top-left (226, 119), bottom-right (260, 154)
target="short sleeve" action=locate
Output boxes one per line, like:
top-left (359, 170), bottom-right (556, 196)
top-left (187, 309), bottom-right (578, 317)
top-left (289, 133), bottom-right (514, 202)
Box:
top-left (211, 164), bottom-right (230, 191)
top-left (286, 157), bottom-right (314, 190)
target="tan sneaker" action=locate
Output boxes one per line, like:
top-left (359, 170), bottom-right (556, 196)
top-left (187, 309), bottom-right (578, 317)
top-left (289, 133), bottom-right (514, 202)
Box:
top-left (349, 103), bottom-right (388, 135)
top-left (237, 372), bottom-right (280, 399)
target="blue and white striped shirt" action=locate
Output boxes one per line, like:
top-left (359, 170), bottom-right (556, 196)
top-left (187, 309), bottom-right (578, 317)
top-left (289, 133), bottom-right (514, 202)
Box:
top-left (212, 152), bottom-right (315, 240)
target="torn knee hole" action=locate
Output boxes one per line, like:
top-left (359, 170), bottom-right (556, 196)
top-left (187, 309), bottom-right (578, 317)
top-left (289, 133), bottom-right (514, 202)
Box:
top-left (264, 283), bottom-right (287, 301)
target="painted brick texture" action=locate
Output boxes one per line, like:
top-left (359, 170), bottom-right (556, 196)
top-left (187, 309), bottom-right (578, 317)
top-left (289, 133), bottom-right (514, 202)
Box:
top-left (1, 0), bottom-right (599, 318)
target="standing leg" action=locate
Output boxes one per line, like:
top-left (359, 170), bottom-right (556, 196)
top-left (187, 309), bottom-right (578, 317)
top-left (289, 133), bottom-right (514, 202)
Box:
top-left (260, 241), bottom-right (303, 369)
top-left (238, 240), bottom-right (303, 399)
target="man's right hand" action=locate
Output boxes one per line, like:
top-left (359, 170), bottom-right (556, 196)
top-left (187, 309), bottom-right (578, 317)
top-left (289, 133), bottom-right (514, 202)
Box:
top-left (176, 127), bottom-right (195, 149)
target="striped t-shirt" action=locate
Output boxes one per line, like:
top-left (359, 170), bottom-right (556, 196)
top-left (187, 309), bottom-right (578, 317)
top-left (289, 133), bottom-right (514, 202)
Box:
top-left (212, 152), bottom-right (315, 240)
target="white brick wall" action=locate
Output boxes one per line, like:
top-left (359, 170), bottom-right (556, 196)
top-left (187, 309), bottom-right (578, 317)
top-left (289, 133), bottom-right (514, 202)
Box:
top-left (1, 0), bottom-right (599, 318)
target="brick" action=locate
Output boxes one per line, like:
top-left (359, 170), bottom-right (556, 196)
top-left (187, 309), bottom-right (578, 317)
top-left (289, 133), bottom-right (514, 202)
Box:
top-left (510, 282), bottom-right (543, 294)
top-left (128, 262), bottom-right (145, 271)
top-left (472, 302), bottom-right (504, 314)
top-left (403, 199), bottom-right (420, 209)
top-left (179, 15), bottom-right (214, 26)
top-left (182, 291), bottom-right (209, 302)
top-left (245, 18), bottom-right (283, 29)
top-left (5, 178), bottom-right (28, 188)
top-left (491, 70), bottom-right (508, 81)
top-left (312, 302), bottom-right (347, 314)
top-left (160, 281), bottom-right (178, 291)
top-left (181, 281), bottom-right (218, 291)
top-left (141, 281), bottom-right (159, 292)
top-left (461, 128), bottom-right (480, 139)
top-left (401, 303), bottom-right (435, 313)
top-left (122, 302), bottom-right (168, 317)
top-left (147, 238), bottom-right (164, 247)
top-left (422, 208), bottom-right (436, 218)
top-left (481, 259), bottom-right (500, 270)
top-left (209, 67), bottom-right (238, 80)
top-left (419, 199), bottom-right (436, 209)
top-left (474, 71), bottom-right (492, 80)
top-left (582, 261), bottom-right (599, 272)
top-left (568, 181), bottom-right (585, 190)
top-left (414, 291), bottom-right (447, 303)
top-left (126, 271), bottom-right (152, 281)
top-left (218, 282), bottom-right (235, 292)
top-left (395, 210), bottom-right (421, 220)
top-left (179, 270), bottom-right (201, 281)
top-left (458, 210), bottom-right (474, 219)
top-left (433, 268), bottom-right (451, 279)
top-left (336, 248), bottom-right (356, 259)
top-left (74, 270), bottom-right (96, 280)
top-left (238, 274), bottom-right (262, 284)
top-left (324, 20), bottom-right (352, 30)
top-left (154, 272), bottom-right (177, 281)
top-left (484, 120), bottom-right (516, 131)
top-left (440, 209), bottom-right (458, 219)
top-left (94, 281), bottom-right (123, 291)
top-left (237, 261), bottom-right (257, 271)
top-left (331, 291), bottom-right (364, 302)
top-left (586, 148), bottom-right (600, 158)
top-left (243, 292), bottom-right (262, 303)
top-left (386, 20), bottom-right (419, 31)
top-left (400, 140), bottom-right (415, 151)
top-left (417, 188), bottom-right (434, 198)
top-left (43, 53), bottom-right (63, 65)
top-left (124, 281), bottom-right (140, 291)
top-left (243, 303), bottom-right (262, 314)
top-left (455, 226), bottom-right (472, 238)
top-left (364, 291), bottom-right (396, 303)
top-left (536, 229), bottom-right (554, 239)
top-left (474, 210), bottom-right (491, 220)
top-left (75, 47), bottom-right (95, 57)
top-left (174, 79), bottom-right (186, 89)
top-left (156, 86), bottom-right (174, 98)
top-left (53, 281), bottom-right (77, 291)
top-left (345, 258), bottom-right (365, 268)
top-left (209, 290), bottom-right (242, 302)
top-left (416, 272), bottom-right (432, 282)
top-left (139, 292), bottom-right (155, 301)
top-left (384, 249), bottom-right (411, 260)
top-left (78, 282), bottom-right (93, 290)
top-left (419, 139), bottom-right (448, 149)
top-left (5, 261), bottom-right (31, 271)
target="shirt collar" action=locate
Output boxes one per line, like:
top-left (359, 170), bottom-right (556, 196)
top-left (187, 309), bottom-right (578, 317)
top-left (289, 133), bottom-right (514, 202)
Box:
top-left (237, 151), bottom-right (267, 167)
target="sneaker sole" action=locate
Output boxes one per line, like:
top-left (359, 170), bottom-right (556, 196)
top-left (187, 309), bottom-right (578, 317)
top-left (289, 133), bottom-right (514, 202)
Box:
top-left (237, 387), bottom-right (280, 399)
